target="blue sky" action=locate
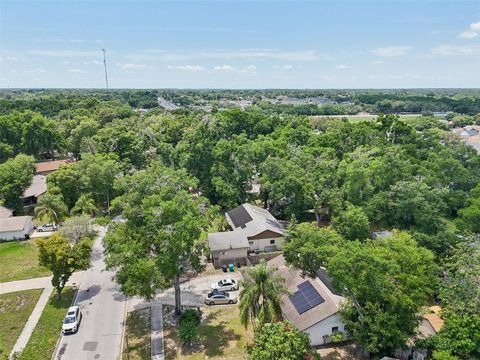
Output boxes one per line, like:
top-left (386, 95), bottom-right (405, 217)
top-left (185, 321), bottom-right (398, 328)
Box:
top-left (1, 0), bottom-right (479, 88)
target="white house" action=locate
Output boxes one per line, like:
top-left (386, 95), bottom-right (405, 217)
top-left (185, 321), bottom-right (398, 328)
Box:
top-left (0, 216), bottom-right (34, 241)
top-left (208, 203), bottom-right (285, 267)
top-left (225, 203), bottom-right (285, 252)
top-left (268, 255), bottom-right (347, 346)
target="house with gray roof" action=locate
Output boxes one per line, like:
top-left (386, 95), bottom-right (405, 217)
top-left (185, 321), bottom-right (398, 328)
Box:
top-left (21, 175), bottom-right (47, 206)
top-left (0, 216), bottom-right (34, 241)
top-left (208, 203), bottom-right (285, 267)
top-left (0, 206), bottom-right (13, 218)
top-left (268, 255), bottom-right (347, 346)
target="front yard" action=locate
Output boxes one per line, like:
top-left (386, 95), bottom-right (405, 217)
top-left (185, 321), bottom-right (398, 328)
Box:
top-left (0, 289), bottom-right (43, 358)
top-left (0, 240), bottom-right (50, 283)
top-left (19, 288), bottom-right (75, 360)
top-left (164, 305), bottom-right (253, 360)
top-left (123, 307), bottom-right (151, 360)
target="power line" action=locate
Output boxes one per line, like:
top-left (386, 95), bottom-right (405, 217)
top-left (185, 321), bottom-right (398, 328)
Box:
top-left (102, 48), bottom-right (109, 92)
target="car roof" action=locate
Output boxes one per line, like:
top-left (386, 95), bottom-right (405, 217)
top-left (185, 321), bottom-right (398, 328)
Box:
top-left (68, 306), bottom-right (79, 312)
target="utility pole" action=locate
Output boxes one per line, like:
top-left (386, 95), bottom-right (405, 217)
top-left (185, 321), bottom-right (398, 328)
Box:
top-left (102, 48), bottom-right (109, 92)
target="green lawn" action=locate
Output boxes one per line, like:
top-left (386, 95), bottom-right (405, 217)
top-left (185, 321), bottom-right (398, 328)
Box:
top-left (123, 308), bottom-right (151, 360)
top-left (19, 288), bottom-right (75, 360)
top-left (164, 305), bottom-right (252, 360)
top-left (0, 289), bottom-right (43, 359)
top-left (0, 240), bottom-right (50, 283)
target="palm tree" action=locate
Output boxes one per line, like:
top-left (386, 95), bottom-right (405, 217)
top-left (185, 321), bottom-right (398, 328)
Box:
top-left (71, 195), bottom-right (96, 216)
top-left (239, 259), bottom-right (288, 328)
top-left (35, 192), bottom-right (68, 225)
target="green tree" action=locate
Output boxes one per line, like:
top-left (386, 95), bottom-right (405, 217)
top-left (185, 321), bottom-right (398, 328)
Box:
top-left (326, 232), bottom-right (437, 356)
top-left (246, 321), bottom-right (318, 360)
top-left (283, 222), bottom-right (344, 279)
top-left (34, 190), bottom-right (68, 224)
top-left (71, 195), bottom-right (96, 216)
top-left (456, 184), bottom-right (480, 233)
top-left (239, 260), bottom-right (288, 328)
top-left (0, 154), bottom-right (35, 211)
top-left (331, 203), bottom-right (370, 241)
top-left (36, 233), bottom-right (92, 298)
top-left (104, 163), bottom-right (213, 315)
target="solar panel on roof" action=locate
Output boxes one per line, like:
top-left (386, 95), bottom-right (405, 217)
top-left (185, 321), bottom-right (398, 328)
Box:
top-left (226, 205), bottom-right (253, 228)
top-left (289, 281), bottom-right (325, 315)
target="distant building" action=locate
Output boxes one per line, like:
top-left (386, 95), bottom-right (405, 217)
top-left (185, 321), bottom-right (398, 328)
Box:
top-left (208, 203), bottom-right (285, 267)
top-left (35, 159), bottom-right (71, 176)
top-left (268, 255), bottom-right (347, 346)
top-left (21, 175), bottom-right (47, 206)
top-left (453, 125), bottom-right (480, 154)
top-left (0, 216), bottom-right (34, 241)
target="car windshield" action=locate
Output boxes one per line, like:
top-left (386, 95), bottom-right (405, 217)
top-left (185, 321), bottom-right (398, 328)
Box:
top-left (64, 316), bottom-right (75, 324)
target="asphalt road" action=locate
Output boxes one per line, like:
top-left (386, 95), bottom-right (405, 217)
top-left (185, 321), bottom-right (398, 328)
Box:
top-left (53, 227), bottom-right (127, 360)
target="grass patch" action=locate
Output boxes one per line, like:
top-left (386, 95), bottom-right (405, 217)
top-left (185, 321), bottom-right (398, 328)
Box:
top-left (18, 288), bottom-right (75, 360)
top-left (123, 308), bottom-right (151, 360)
top-left (0, 289), bottom-right (43, 358)
top-left (0, 240), bottom-right (50, 282)
top-left (164, 305), bottom-right (252, 360)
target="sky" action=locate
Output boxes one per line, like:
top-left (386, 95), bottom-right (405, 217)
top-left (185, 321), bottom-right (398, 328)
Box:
top-left (0, 0), bottom-right (479, 89)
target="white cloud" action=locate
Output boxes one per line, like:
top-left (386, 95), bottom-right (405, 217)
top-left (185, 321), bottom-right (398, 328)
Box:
top-left (213, 64), bottom-right (235, 71)
top-left (117, 63), bottom-right (154, 69)
top-left (459, 31), bottom-right (478, 39)
top-left (372, 46), bottom-right (411, 57)
top-left (29, 50), bottom-right (101, 57)
top-left (32, 38), bottom-right (85, 43)
top-left (372, 60), bottom-right (384, 65)
top-left (69, 69), bottom-right (89, 74)
top-left (83, 60), bottom-right (103, 65)
top-left (334, 64), bottom-right (352, 69)
top-left (471, 21), bottom-right (480, 31)
top-left (273, 64), bottom-right (294, 70)
top-left (26, 68), bottom-right (47, 74)
top-left (239, 65), bottom-right (257, 74)
top-left (144, 49), bottom-right (319, 62)
top-left (431, 45), bottom-right (480, 56)
top-left (459, 20), bottom-right (480, 39)
top-left (166, 64), bottom-right (206, 72)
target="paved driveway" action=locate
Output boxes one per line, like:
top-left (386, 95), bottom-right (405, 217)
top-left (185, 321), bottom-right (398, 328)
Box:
top-left (129, 270), bottom-right (243, 311)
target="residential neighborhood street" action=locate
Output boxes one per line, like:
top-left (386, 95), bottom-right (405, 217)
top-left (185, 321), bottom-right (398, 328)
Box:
top-left (53, 227), bottom-right (127, 360)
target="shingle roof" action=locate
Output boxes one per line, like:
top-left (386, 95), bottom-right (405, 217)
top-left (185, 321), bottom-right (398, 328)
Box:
top-left (268, 255), bottom-right (344, 331)
top-left (226, 204), bottom-right (284, 238)
top-left (0, 216), bottom-right (32, 232)
top-left (208, 231), bottom-right (250, 251)
top-left (36, 160), bottom-right (70, 174)
top-left (22, 175), bottom-right (47, 198)
top-left (0, 206), bottom-right (13, 218)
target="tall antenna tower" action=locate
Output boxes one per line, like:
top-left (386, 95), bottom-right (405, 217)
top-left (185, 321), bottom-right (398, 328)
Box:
top-left (102, 48), bottom-right (109, 92)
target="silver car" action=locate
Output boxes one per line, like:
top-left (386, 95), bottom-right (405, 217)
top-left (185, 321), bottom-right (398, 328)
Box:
top-left (211, 278), bottom-right (239, 292)
top-left (204, 290), bottom-right (238, 305)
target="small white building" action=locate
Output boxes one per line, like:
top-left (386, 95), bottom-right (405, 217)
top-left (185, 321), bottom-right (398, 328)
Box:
top-left (0, 216), bottom-right (34, 241)
top-left (268, 255), bottom-right (347, 346)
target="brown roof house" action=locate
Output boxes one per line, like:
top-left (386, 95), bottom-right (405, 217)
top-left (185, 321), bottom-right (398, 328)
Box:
top-left (0, 216), bottom-right (34, 241)
top-left (21, 175), bottom-right (47, 206)
top-left (208, 203), bottom-right (285, 267)
top-left (268, 255), bottom-right (347, 346)
top-left (35, 159), bottom-right (71, 176)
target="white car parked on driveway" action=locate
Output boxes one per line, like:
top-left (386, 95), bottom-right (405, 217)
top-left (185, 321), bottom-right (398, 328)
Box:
top-left (62, 306), bottom-right (82, 334)
top-left (210, 278), bottom-right (239, 292)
